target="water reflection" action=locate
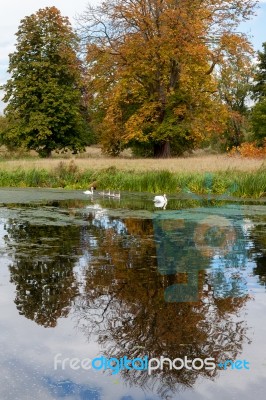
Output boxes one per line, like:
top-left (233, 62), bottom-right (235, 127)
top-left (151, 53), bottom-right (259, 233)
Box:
top-left (0, 192), bottom-right (266, 399)
top-left (248, 214), bottom-right (266, 287)
top-left (74, 214), bottom-right (250, 398)
top-left (44, 377), bottom-right (101, 400)
top-left (5, 222), bottom-right (81, 327)
top-left (153, 208), bottom-right (248, 302)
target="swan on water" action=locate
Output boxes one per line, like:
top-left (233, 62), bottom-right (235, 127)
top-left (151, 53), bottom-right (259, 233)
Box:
top-left (113, 191), bottom-right (120, 199)
top-left (154, 201), bottom-right (167, 210)
top-left (153, 194), bottom-right (167, 203)
top-left (83, 187), bottom-right (94, 195)
top-left (100, 189), bottom-right (120, 198)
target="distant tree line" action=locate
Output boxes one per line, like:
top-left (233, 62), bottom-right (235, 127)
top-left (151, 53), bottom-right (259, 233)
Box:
top-left (0, 1), bottom-right (265, 158)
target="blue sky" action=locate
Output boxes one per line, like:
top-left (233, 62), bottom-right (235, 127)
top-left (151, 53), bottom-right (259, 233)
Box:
top-left (0, 0), bottom-right (266, 114)
top-left (241, 0), bottom-right (266, 50)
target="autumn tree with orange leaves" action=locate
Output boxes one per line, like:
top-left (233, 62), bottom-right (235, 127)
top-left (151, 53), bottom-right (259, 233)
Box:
top-left (79, 0), bottom-right (256, 157)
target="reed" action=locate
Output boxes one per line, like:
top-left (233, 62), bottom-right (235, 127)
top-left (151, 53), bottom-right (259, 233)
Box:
top-left (0, 162), bottom-right (265, 199)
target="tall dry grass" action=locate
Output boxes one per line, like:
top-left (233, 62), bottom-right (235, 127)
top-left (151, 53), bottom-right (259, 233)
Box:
top-left (0, 147), bottom-right (265, 173)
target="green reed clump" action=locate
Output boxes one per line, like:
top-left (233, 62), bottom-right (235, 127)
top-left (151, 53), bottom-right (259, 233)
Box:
top-left (92, 169), bottom-right (179, 193)
top-left (0, 168), bottom-right (53, 187)
top-left (53, 161), bottom-right (81, 185)
top-left (0, 163), bottom-right (265, 199)
top-left (24, 169), bottom-right (51, 187)
top-left (185, 174), bottom-right (206, 194)
top-left (231, 169), bottom-right (266, 198)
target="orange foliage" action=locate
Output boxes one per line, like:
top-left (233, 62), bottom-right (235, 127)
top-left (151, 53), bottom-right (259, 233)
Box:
top-left (81, 0), bottom-right (257, 155)
top-left (229, 140), bottom-right (266, 158)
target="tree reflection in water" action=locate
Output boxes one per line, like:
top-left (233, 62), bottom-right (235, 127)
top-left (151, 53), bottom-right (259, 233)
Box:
top-left (75, 215), bottom-right (251, 399)
top-left (6, 219), bottom-right (81, 327)
top-left (248, 214), bottom-right (266, 287)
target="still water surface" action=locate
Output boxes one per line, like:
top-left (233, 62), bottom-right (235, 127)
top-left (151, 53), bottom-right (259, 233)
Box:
top-left (0, 188), bottom-right (266, 400)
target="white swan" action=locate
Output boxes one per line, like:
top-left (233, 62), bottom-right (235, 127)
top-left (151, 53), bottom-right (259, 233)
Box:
top-left (113, 191), bottom-right (121, 199)
top-left (98, 190), bottom-right (110, 196)
top-left (154, 201), bottom-right (167, 209)
top-left (108, 190), bottom-right (120, 198)
top-left (83, 187), bottom-right (94, 195)
top-left (153, 194), bottom-right (167, 203)
top-left (98, 189), bottom-right (120, 198)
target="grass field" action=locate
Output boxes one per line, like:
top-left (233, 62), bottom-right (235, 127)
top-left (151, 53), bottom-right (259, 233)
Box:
top-left (0, 146), bottom-right (265, 172)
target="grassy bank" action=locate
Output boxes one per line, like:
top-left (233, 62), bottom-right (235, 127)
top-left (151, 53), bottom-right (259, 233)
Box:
top-left (0, 161), bottom-right (265, 198)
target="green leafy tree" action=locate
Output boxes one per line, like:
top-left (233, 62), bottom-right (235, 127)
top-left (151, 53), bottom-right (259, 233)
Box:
top-left (251, 99), bottom-right (266, 145)
top-left (2, 7), bottom-right (89, 157)
top-left (253, 42), bottom-right (266, 101)
top-left (0, 115), bottom-right (8, 132)
top-left (216, 45), bottom-right (254, 149)
top-left (251, 42), bottom-right (266, 145)
top-left (0, 115), bottom-right (10, 145)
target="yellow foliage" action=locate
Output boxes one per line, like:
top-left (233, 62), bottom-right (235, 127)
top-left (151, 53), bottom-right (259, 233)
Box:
top-left (229, 140), bottom-right (266, 158)
top-left (81, 0), bottom-right (257, 155)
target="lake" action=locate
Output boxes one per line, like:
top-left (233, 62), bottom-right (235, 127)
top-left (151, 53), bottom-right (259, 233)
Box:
top-left (0, 188), bottom-right (266, 400)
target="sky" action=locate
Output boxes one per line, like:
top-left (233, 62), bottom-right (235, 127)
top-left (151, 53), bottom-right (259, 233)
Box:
top-left (0, 0), bottom-right (266, 114)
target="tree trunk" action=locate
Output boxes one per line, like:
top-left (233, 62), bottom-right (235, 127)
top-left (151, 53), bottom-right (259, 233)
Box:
top-left (38, 147), bottom-right (52, 158)
top-left (153, 141), bottom-right (171, 158)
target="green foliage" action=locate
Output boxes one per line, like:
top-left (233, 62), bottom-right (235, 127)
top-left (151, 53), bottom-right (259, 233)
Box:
top-left (0, 115), bottom-right (8, 136)
top-left (219, 111), bottom-right (251, 151)
top-left (253, 42), bottom-right (266, 101)
top-left (1, 7), bottom-right (91, 157)
top-left (0, 115), bottom-right (19, 150)
top-left (131, 141), bottom-right (154, 158)
top-left (230, 168), bottom-right (266, 198)
top-left (0, 163), bottom-right (265, 198)
top-left (251, 99), bottom-right (266, 145)
top-left (251, 42), bottom-right (266, 145)
top-left (215, 43), bottom-right (255, 150)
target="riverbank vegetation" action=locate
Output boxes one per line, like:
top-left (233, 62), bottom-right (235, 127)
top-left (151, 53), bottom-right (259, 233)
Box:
top-left (0, 158), bottom-right (265, 199)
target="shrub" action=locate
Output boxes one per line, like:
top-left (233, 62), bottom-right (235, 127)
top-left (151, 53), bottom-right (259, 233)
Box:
top-left (229, 140), bottom-right (266, 158)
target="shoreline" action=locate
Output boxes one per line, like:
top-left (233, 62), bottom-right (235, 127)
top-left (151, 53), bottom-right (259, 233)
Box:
top-left (0, 160), bottom-right (265, 198)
